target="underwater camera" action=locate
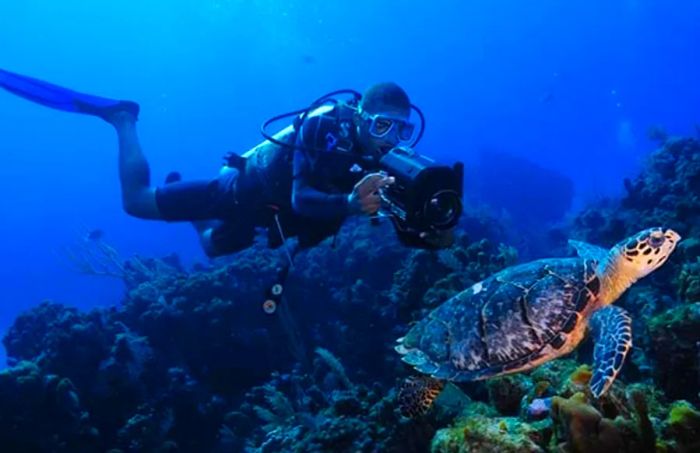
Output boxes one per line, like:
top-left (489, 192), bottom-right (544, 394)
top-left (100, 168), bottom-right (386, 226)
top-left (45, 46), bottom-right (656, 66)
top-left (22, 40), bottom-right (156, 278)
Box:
top-left (378, 147), bottom-right (464, 236)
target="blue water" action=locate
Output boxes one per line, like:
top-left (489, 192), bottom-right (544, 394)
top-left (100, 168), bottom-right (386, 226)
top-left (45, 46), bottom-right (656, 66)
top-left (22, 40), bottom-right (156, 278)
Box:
top-left (1, 0), bottom-right (699, 367)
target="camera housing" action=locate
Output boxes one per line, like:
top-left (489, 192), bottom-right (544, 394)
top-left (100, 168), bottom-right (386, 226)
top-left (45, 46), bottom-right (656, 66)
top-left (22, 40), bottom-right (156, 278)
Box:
top-left (379, 147), bottom-right (464, 234)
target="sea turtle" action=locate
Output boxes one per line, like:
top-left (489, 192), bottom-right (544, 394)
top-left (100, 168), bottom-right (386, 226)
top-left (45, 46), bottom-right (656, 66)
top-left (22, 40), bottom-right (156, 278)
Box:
top-left (395, 227), bottom-right (680, 417)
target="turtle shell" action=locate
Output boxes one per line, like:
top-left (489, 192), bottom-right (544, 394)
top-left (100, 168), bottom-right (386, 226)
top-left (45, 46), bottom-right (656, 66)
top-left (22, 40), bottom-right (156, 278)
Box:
top-left (396, 257), bottom-right (600, 382)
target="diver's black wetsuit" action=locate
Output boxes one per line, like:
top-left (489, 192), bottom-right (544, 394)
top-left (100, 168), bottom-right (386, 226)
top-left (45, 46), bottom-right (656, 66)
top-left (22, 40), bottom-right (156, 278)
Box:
top-left (155, 103), bottom-right (373, 255)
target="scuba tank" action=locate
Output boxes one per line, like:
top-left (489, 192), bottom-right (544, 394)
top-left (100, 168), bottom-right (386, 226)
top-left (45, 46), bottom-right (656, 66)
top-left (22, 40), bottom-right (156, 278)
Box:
top-left (220, 124), bottom-right (298, 210)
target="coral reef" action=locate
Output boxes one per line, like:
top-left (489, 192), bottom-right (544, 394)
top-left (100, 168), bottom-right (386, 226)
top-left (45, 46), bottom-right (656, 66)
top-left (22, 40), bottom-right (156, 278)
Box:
top-left (1, 134), bottom-right (700, 451)
top-left (674, 254), bottom-right (700, 303)
top-left (0, 361), bottom-right (98, 452)
top-left (663, 401), bottom-right (700, 451)
top-left (232, 357), bottom-right (444, 452)
top-left (2, 219), bottom-right (518, 452)
top-left (486, 374), bottom-right (533, 416)
top-left (647, 302), bottom-right (700, 404)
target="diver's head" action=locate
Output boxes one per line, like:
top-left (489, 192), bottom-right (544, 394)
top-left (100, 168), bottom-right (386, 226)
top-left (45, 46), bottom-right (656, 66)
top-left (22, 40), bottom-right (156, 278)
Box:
top-left (354, 82), bottom-right (414, 158)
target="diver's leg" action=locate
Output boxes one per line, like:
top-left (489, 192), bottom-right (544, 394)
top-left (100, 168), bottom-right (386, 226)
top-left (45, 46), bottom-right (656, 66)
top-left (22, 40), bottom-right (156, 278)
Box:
top-left (0, 69), bottom-right (205, 223)
top-left (161, 170), bottom-right (217, 249)
top-left (108, 111), bottom-right (162, 219)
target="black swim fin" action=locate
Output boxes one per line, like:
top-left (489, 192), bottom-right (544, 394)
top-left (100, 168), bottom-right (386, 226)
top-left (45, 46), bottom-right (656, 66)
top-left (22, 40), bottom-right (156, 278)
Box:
top-left (0, 68), bottom-right (139, 120)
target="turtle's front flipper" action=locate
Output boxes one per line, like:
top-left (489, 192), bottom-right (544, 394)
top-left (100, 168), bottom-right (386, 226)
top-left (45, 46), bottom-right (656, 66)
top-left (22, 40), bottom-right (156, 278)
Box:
top-left (589, 306), bottom-right (633, 397)
top-left (568, 240), bottom-right (608, 263)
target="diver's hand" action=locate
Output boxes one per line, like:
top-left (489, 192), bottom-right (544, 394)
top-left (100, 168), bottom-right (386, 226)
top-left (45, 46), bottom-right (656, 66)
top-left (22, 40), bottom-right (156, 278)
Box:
top-left (348, 173), bottom-right (395, 215)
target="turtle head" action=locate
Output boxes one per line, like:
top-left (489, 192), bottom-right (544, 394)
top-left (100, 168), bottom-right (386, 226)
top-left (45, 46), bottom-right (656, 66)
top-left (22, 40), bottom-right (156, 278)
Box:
top-left (615, 227), bottom-right (681, 278)
top-left (598, 227), bottom-right (680, 305)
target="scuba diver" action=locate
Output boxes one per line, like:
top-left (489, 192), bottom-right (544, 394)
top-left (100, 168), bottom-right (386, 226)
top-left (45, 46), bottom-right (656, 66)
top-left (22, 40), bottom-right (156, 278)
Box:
top-left (0, 68), bottom-right (455, 260)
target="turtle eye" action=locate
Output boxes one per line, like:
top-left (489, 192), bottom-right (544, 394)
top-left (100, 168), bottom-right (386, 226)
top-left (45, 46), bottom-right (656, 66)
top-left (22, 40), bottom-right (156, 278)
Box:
top-left (648, 233), bottom-right (665, 248)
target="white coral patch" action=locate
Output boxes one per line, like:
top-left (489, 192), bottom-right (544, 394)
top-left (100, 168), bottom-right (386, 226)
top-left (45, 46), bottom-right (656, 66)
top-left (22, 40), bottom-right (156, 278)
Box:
top-left (472, 282), bottom-right (485, 294)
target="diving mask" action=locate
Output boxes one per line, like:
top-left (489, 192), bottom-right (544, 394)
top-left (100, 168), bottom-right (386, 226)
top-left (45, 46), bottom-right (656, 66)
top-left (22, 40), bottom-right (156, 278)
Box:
top-left (359, 109), bottom-right (416, 142)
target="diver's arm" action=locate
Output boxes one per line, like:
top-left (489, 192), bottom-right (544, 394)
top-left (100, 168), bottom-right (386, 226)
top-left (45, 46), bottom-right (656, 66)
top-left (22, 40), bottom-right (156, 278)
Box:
top-left (292, 150), bottom-right (393, 218)
top-left (290, 112), bottom-right (392, 218)
top-left (289, 112), bottom-right (355, 219)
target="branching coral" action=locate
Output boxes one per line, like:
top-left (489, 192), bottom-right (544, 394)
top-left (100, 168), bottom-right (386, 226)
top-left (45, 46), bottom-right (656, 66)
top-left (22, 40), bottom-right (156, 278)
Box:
top-left (315, 347), bottom-right (354, 392)
top-left (252, 384), bottom-right (299, 433)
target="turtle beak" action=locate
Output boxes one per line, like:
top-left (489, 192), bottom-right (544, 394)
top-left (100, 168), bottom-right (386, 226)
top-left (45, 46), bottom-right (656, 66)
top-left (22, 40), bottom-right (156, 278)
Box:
top-left (664, 229), bottom-right (681, 245)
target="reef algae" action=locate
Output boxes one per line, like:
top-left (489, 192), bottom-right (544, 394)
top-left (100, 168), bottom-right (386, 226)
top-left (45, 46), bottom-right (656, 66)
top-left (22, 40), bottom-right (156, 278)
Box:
top-left (551, 392), bottom-right (624, 452)
top-left (431, 416), bottom-right (547, 453)
top-left (663, 401), bottom-right (700, 451)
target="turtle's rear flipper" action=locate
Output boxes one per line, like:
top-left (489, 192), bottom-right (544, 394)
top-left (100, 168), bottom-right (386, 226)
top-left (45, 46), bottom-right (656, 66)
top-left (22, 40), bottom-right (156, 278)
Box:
top-left (398, 376), bottom-right (445, 418)
top-left (589, 305), bottom-right (633, 397)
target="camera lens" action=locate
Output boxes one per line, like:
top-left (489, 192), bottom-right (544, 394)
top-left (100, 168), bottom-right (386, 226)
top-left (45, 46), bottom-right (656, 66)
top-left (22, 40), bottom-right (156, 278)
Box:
top-left (424, 190), bottom-right (462, 229)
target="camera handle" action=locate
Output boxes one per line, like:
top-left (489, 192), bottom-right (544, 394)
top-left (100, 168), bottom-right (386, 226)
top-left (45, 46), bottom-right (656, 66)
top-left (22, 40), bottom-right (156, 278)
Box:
top-left (372, 191), bottom-right (446, 249)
